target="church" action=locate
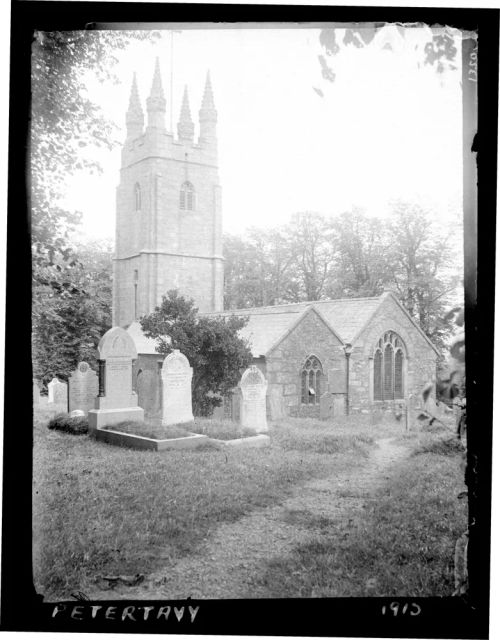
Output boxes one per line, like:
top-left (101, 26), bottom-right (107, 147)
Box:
top-left (114, 60), bottom-right (439, 421)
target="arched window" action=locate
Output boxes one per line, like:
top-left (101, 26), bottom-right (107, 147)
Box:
top-left (180, 181), bottom-right (195, 211)
top-left (301, 355), bottom-right (323, 405)
top-left (373, 331), bottom-right (405, 400)
top-left (134, 183), bottom-right (141, 211)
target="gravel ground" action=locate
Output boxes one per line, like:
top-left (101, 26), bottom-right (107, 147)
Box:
top-left (87, 437), bottom-right (409, 600)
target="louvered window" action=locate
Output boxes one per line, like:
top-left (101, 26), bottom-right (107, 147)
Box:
top-left (373, 332), bottom-right (405, 400)
top-left (180, 181), bottom-right (195, 211)
top-left (301, 356), bottom-right (323, 405)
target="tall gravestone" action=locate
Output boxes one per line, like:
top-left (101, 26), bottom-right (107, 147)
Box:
top-left (88, 327), bottom-right (144, 433)
top-left (68, 362), bottom-right (99, 415)
top-left (47, 377), bottom-right (68, 411)
top-left (239, 365), bottom-right (268, 433)
top-left (161, 350), bottom-right (194, 426)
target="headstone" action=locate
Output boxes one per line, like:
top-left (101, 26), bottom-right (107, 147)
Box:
top-left (137, 369), bottom-right (160, 417)
top-left (70, 409), bottom-right (85, 418)
top-left (33, 380), bottom-right (41, 406)
top-left (88, 326), bottom-right (144, 432)
top-left (319, 392), bottom-right (334, 419)
top-left (47, 377), bottom-right (68, 411)
top-left (268, 386), bottom-right (285, 421)
top-left (239, 365), bottom-right (268, 433)
top-left (161, 350), bottom-right (194, 426)
top-left (68, 362), bottom-right (98, 416)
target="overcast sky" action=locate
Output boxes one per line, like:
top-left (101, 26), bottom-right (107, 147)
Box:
top-left (62, 24), bottom-right (463, 241)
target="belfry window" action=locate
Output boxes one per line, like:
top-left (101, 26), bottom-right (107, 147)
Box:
top-left (180, 181), bottom-right (195, 211)
top-left (373, 331), bottom-right (405, 400)
top-left (134, 183), bottom-right (141, 211)
top-left (301, 355), bottom-right (323, 405)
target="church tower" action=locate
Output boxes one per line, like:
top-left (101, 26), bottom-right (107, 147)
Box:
top-left (112, 61), bottom-right (224, 327)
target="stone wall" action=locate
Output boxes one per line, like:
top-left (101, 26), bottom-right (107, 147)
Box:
top-left (348, 295), bottom-right (438, 412)
top-left (265, 309), bottom-right (345, 419)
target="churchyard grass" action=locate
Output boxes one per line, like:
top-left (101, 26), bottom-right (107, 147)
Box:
top-left (33, 413), bottom-right (402, 599)
top-left (189, 418), bottom-right (257, 440)
top-left (254, 429), bottom-right (467, 597)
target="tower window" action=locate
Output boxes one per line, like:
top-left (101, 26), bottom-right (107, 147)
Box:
top-left (373, 331), bottom-right (405, 400)
top-left (134, 183), bottom-right (141, 211)
top-left (301, 355), bottom-right (323, 405)
top-left (180, 181), bottom-right (195, 211)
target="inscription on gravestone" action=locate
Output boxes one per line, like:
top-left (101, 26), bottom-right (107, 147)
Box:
top-left (68, 362), bottom-right (99, 415)
top-left (240, 366), bottom-right (268, 433)
top-left (88, 326), bottom-right (144, 432)
top-left (161, 350), bottom-right (194, 426)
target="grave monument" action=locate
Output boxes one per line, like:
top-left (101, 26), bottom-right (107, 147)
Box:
top-left (88, 327), bottom-right (144, 433)
top-left (161, 350), bottom-right (194, 426)
top-left (239, 366), bottom-right (268, 433)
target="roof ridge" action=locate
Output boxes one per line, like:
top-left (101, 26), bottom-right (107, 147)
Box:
top-left (217, 294), bottom-right (382, 315)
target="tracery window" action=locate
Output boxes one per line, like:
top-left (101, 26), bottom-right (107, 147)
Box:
top-left (180, 181), bottom-right (195, 211)
top-left (301, 355), bottom-right (323, 405)
top-left (134, 183), bottom-right (141, 211)
top-left (373, 331), bottom-right (405, 400)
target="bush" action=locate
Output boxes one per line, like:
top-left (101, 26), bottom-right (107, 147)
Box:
top-left (47, 413), bottom-right (88, 435)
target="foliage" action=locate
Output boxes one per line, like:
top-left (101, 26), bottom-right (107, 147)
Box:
top-left (47, 413), bottom-right (88, 435)
top-left (140, 290), bottom-right (253, 416)
top-left (316, 24), bottom-right (458, 96)
top-left (32, 240), bottom-right (113, 386)
top-left (224, 205), bottom-right (462, 350)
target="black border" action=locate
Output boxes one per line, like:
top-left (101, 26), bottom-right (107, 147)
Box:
top-left (4, 2), bottom-right (497, 637)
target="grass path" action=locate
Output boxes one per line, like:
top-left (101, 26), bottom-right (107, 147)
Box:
top-left (87, 437), bottom-right (409, 600)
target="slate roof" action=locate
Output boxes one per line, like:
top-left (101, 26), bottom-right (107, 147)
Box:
top-left (128, 292), bottom-right (439, 358)
top-left (204, 295), bottom-right (382, 356)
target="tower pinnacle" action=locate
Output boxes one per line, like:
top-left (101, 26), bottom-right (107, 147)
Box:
top-left (146, 57), bottom-right (166, 130)
top-left (199, 70), bottom-right (217, 146)
top-left (177, 86), bottom-right (195, 141)
top-left (126, 73), bottom-right (144, 139)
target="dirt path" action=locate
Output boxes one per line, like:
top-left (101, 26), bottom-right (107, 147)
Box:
top-left (89, 437), bottom-right (409, 600)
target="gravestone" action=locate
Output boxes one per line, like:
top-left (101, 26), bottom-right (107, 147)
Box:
top-left (68, 362), bottom-right (98, 415)
top-left (88, 326), bottom-right (144, 432)
top-left (268, 386), bottom-right (285, 421)
top-left (161, 350), bottom-right (194, 426)
top-left (239, 365), bottom-right (268, 433)
top-left (137, 369), bottom-right (161, 417)
top-left (33, 380), bottom-right (41, 406)
top-left (48, 377), bottom-right (68, 411)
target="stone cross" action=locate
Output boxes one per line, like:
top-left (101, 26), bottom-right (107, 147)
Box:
top-left (88, 326), bottom-right (144, 432)
top-left (239, 365), bottom-right (268, 433)
top-left (161, 349), bottom-right (194, 426)
top-left (47, 377), bottom-right (68, 411)
top-left (68, 362), bottom-right (99, 416)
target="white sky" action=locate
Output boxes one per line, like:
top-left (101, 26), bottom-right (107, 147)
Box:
top-left (62, 24), bottom-right (463, 241)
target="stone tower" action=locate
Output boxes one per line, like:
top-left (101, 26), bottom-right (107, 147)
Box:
top-left (112, 60), bottom-right (224, 327)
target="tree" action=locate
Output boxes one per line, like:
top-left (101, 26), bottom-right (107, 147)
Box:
top-left (31, 30), bottom-right (158, 311)
top-left (328, 208), bottom-right (389, 298)
top-left (384, 202), bottom-right (461, 350)
top-left (32, 239), bottom-right (113, 386)
top-left (286, 212), bottom-right (336, 301)
top-left (140, 291), bottom-right (253, 416)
